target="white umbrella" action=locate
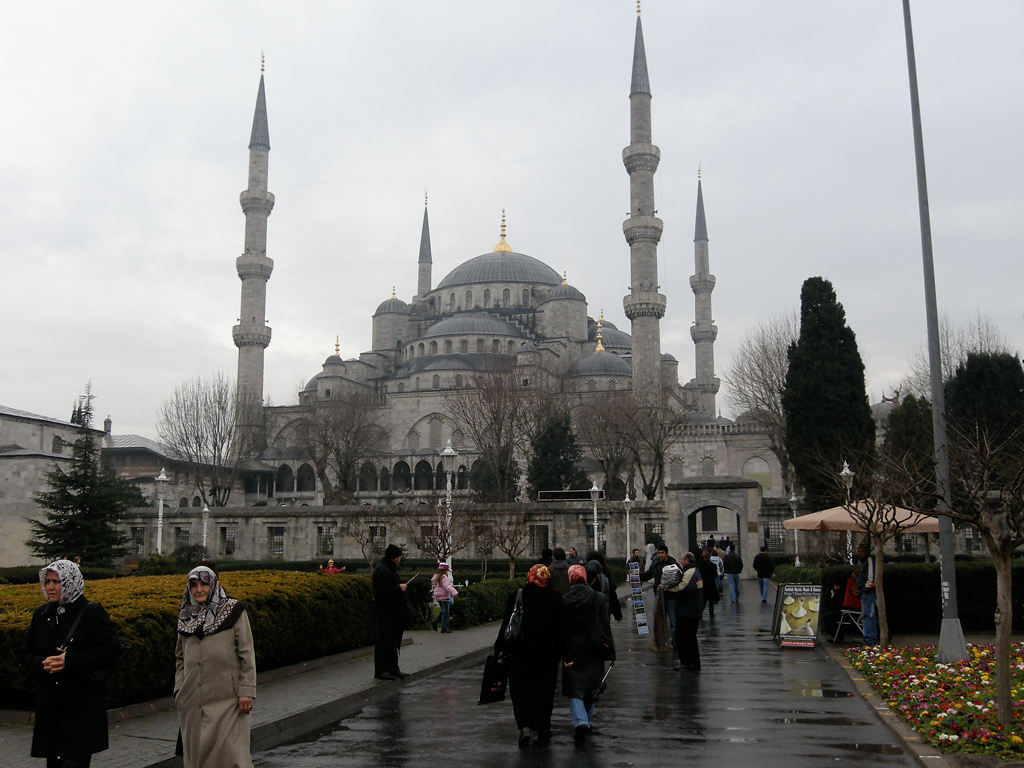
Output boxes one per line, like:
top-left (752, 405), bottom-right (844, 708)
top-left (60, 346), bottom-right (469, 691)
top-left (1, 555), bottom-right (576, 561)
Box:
top-left (783, 501), bottom-right (939, 533)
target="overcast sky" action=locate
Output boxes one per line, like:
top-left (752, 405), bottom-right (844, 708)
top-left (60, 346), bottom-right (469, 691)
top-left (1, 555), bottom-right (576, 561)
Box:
top-left (1, 1), bottom-right (1020, 437)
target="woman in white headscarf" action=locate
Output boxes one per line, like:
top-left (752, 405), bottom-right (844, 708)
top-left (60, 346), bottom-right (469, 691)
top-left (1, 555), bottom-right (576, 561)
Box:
top-left (174, 563), bottom-right (256, 768)
top-left (22, 559), bottom-right (122, 768)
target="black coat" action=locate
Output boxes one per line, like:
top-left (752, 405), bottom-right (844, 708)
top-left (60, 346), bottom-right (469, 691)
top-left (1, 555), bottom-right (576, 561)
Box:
top-left (698, 559), bottom-right (719, 602)
top-left (372, 557), bottom-right (407, 624)
top-left (22, 596), bottom-right (121, 759)
top-left (561, 584), bottom-right (614, 699)
top-left (494, 583), bottom-right (563, 663)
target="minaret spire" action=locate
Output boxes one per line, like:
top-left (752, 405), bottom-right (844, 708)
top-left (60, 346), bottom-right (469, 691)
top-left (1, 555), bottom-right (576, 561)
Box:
top-left (417, 190), bottom-right (432, 299)
top-left (688, 171), bottom-right (720, 414)
top-left (234, 61), bottom-right (275, 439)
top-left (622, 10), bottom-right (666, 391)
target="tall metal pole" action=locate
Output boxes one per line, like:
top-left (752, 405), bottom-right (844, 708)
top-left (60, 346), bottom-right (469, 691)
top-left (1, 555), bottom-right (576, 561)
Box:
top-left (901, 0), bottom-right (966, 663)
top-left (624, 495), bottom-right (632, 561)
top-left (590, 482), bottom-right (600, 551)
top-left (155, 468), bottom-right (168, 555)
top-left (201, 505), bottom-right (210, 551)
top-left (789, 492), bottom-right (801, 567)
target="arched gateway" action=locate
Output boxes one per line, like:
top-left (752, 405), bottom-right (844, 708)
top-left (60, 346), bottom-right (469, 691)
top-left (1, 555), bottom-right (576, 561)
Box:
top-left (664, 476), bottom-right (763, 577)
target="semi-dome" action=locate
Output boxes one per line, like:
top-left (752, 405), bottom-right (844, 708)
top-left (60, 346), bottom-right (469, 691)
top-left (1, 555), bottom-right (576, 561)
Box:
top-left (543, 282), bottom-right (586, 303)
top-left (590, 323), bottom-right (631, 349)
top-left (422, 314), bottom-right (522, 338)
top-left (567, 351), bottom-right (632, 377)
top-left (374, 296), bottom-right (410, 315)
top-left (436, 251), bottom-right (562, 290)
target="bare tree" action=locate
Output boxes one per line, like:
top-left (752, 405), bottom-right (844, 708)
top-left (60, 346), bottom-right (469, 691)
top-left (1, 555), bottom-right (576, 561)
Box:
top-left (476, 504), bottom-right (532, 578)
top-left (623, 385), bottom-right (692, 500)
top-left (442, 362), bottom-right (532, 502)
top-left (157, 374), bottom-right (261, 506)
top-left (574, 391), bottom-right (634, 495)
top-left (401, 498), bottom-right (475, 564)
top-left (723, 311), bottom-right (798, 490)
top-left (295, 393), bottom-right (388, 505)
top-left (340, 508), bottom-right (397, 569)
top-left (905, 311), bottom-right (1009, 397)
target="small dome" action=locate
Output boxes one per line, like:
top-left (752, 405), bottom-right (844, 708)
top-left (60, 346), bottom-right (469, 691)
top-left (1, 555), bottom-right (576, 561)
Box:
top-left (588, 319), bottom-right (631, 349)
top-left (567, 351), bottom-right (632, 377)
top-left (422, 314), bottom-right (522, 338)
top-left (661, 353), bottom-right (678, 362)
top-left (871, 400), bottom-right (896, 421)
top-left (374, 296), bottom-right (410, 315)
top-left (323, 354), bottom-right (344, 365)
top-left (436, 252), bottom-right (562, 290)
top-left (519, 340), bottom-right (538, 353)
top-left (543, 283), bottom-right (586, 303)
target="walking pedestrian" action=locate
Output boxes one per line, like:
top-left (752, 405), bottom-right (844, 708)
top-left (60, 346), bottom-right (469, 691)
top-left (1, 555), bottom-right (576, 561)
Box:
top-left (175, 563), bottom-right (257, 768)
top-left (561, 564), bottom-right (614, 744)
top-left (698, 548), bottom-right (720, 619)
top-left (672, 552), bottom-right (703, 672)
top-left (549, 547), bottom-right (570, 596)
top-left (373, 544), bottom-right (409, 680)
top-left (753, 546), bottom-right (774, 603)
top-left (22, 559), bottom-right (124, 768)
top-left (494, 564), bottom-right (563, 747)
top-left (724, 545), bottom-right (743, 602)
top-left (585, 551), bottom-right (622, 623)
top-left (430, 562), bottom-right (458, 633)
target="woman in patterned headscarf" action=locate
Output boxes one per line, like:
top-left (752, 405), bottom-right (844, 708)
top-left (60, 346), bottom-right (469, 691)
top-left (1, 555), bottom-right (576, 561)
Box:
top-left (174, 563), bottom-right (256, 768)
top-left (494, 563), bottom-right (563, 748)
top-left (22, 558), bottom-right (123, 768)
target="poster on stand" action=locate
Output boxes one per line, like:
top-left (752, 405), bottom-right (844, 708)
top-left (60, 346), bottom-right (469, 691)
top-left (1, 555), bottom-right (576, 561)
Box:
top-left (627, 561), bottom-right (649, 635)
top-left (771, 583), bottom-right (822, 648)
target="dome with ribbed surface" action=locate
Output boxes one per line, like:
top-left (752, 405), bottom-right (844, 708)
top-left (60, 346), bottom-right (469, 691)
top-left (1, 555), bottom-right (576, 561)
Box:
top-left (543, 283), bottom-right (587, 303)
top-left (567, 351), bottom-right (632, 377)
top-left (422, 315), bottom-right (522, 338)
top-left (374, 296), bottom-right (410, 315)
top-left (436, 252), bottom-right (561, 290)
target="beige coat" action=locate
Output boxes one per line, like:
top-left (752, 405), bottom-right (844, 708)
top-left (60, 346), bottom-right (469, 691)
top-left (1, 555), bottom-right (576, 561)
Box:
top-left (174, 610), bottom-right (256, 768)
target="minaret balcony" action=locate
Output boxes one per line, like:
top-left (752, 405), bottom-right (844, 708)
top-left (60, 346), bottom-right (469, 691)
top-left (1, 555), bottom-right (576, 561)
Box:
top-left (622, 216), bottom-right (663, 246)
top-left (623, 292), bottom-right (667, 320)
top-left (239, 190), bottom-right (275, 215)
top-left (233, 324), bottom-right (272, 349)
top-left (689, 275), bottom-right (717, 293)
top-left (621, 143), bottom-right (660, 174)
top-left (690, 324), bottom-right (718, 343)
top-left (236, 253), bottom-right (274, 281)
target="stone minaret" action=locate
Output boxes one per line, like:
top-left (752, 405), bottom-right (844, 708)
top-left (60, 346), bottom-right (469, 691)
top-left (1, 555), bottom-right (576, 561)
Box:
top-left (417, 191), bottom-right (432, 300)
top-left (622, 8), bottom-right (666, 391)
top-left (688, 172), bottom-right (720, 414)
top-left (233, 63), bottom-right (275, 428)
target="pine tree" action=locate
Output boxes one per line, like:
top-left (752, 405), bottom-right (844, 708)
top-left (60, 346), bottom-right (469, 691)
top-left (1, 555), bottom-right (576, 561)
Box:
top-left (526, 412), bottom-right (588, 499)
top-left (781, 277), bottom-right (875, 507)
top-left (26, 387), bottom-right (131, 566)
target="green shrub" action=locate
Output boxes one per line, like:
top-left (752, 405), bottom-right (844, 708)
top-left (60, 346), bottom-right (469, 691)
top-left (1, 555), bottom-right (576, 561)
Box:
top-left (448, 578), bottom-right (524, 631)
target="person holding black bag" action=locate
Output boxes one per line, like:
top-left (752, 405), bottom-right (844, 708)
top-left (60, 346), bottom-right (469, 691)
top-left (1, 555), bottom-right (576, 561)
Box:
top-left (493, 564), bottom-right (563, 748)
top-left (22, 559), bottom-right (124, 768)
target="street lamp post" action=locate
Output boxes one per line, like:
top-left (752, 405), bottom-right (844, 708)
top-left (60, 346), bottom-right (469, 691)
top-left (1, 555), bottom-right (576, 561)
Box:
top-left (155, 468), bottom-right (168, 555)
top-left (623, 494), bottom-right (632, 562)
top-left (589, 482), bottom-right (601, 552)
top-left (840, 460), bottom-right (855, 563)
top-left (788, 491), bottom-right (801, 567)
top-left (440, 439), bottom-right (458, 568)
top-left (201, 505), bottom-right (210, 552)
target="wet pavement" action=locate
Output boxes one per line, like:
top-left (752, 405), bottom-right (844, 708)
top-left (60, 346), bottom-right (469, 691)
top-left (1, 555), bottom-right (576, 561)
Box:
top-left (253, 582), bottom-right (921, 768)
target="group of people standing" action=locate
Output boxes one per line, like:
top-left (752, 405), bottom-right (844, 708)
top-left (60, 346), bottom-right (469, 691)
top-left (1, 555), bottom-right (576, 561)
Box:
top-left (493, 548), bottom-right (617, 747)
top-left (22, 558), bottom-right (256, 768)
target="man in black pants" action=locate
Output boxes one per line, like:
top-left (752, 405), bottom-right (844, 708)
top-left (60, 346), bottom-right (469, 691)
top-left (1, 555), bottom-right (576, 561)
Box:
top-left (673, 551), bottom-right (704, 671)
top-left (372, 544), bottom-right (408, 680)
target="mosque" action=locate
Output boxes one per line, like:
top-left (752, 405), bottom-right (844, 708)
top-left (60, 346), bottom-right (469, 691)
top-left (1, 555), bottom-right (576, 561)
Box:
top-left (222, 10), bottom-right (787, 558)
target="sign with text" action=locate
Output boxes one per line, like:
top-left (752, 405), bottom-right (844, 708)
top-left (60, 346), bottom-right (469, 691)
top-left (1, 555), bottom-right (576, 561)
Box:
top-left (771, 583), bottom-right (822, 649)
top-left (627, 561), bottom-right (649, 636)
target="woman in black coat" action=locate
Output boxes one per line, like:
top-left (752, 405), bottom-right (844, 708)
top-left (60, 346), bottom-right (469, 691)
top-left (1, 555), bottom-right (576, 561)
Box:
top-left (22, 559), bottom-right (123, 768)
top-left (495, 564), bottom-right (563, 748)
top-left (561, 564), bottom-right (615, 743)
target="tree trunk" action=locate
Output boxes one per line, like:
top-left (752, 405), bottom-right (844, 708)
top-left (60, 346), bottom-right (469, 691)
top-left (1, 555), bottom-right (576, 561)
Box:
top-left (507, 556), bottom-right (515, 580)
top-left (992, 547), bottom-right (1013, 728)
top-left (872, 535), bottom-right (889, 648)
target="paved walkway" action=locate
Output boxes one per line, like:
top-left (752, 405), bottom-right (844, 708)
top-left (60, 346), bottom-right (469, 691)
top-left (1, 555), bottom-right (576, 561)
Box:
top-left (0, 579), bottom-right (961, 767)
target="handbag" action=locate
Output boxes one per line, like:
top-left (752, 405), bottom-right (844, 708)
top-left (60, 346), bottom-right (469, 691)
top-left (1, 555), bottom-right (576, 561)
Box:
top-left (502, 589), bottom-right (524, 651)
top-left (478, 654), bottom-right (508, 704)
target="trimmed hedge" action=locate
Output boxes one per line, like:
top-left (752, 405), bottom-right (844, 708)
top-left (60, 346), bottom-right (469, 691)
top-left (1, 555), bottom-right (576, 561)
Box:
top-left (447, 578), bottom-right (524, 632)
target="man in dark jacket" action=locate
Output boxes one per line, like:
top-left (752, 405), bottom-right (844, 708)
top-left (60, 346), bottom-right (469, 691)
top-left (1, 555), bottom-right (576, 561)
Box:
top-left (698, 548), bottom-right (720, 619)
top-left (23, 559), bottom-right (123, 767)
top-left (372, 544), bottom-right (409, 680)
top-left (752, 546), bottom-right (774, 603)
top-left (723, 546), bottom-right (743, 602)
top-left (672, 551), bottom-right (704, 671)
top-left (549, 547), bottom-right (571, 596)
top-left (561, 564), bottom-right (614, 743)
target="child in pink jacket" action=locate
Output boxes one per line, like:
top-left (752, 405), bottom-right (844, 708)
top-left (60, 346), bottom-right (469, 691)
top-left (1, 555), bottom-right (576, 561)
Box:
top-left (430, 563), bottom-right (459, 633)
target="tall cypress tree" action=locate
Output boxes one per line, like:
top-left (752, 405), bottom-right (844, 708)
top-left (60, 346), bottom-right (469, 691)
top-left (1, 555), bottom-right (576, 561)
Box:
top-left (26, 387), bottom-right (132, 566)
top-left (781, 277), bottom-right (875, 507)
top-left (526, 411), bottom-right (588, 500)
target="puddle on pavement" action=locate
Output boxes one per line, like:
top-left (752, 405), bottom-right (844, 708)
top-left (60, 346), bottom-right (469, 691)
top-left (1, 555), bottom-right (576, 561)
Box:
top-left (825, 742), bottom-right (906, 755)
top-left (790, 687), bottom-right (853, 698)
top-left (773, 716), bottom-right (870, 727)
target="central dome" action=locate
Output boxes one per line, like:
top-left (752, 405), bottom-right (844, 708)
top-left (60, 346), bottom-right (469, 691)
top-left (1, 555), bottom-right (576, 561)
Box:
top-left (436, 251), bottom-right (562, 290)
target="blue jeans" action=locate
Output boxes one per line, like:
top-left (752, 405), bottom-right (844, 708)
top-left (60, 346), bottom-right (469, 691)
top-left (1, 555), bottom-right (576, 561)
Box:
top-left (438, 599), bottom-right (451, 631)
top-left (758, 577), bottom-right (770, 602)
top-left (569, 696), bottom-right (594, 728)
top-left (726, 573), bottom-right (740, 601)
top-left (860, 590), bottom-right (878, 645)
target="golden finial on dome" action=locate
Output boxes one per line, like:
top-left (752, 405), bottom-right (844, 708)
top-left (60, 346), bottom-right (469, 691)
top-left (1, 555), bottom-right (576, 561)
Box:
top-left (595, 310), bottom-right (606, 352)
top-left (391, 286), bottom-right (397, 299)
top-left (424, 189), bottom-right (428, 208)
top-left (637, 0), bottom-right (641, 16)
top-left (562, 271), bottom-right (568, 286)
top-left (492, 209), bottom-right (512, 252)
top-left (260, 51), bottom-right (265, 74)
top-left (334, 335), bottom-right (340, 356)
top-left (697, 162), bottom-right (702, 181)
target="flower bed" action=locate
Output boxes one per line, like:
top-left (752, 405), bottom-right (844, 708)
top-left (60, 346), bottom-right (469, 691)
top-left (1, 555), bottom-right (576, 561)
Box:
top-left (845, 643), bottom-right (1024, 759)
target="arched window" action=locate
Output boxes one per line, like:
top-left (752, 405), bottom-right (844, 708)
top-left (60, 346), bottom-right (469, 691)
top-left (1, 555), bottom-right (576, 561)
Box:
top-left (456, 464), bottom-right (468, 490)
top-left (669, 457), bottom-right (685, 483)
top-left (608, 380), bottom-right (617, 390)
top-left (522, 288), bottom-right (530, 306)
top-left (192, 496), bottom-right (202, 507)
top-left (414, 460), bottom-right (434, 490)
top-left (379, 466), bottom-right (391, 491)
top-left (449, 293), bottom-right (456, 311)
top-left (700, 456), bottom-right (715, 478)
top-left (435, 462), bottom-right (446, 489)
top-left (465, 289), bottom-right (472, 308)
top-left (430, 340), bottom-right (438, 355)
top-left (454, 374), bottom-right (463, 388)
top-left (418, 343), bottom-right (425, 356)
top-left (507, 340), bottom-right (515, 354)
top-left (392, 461), bottom-right (411, 491)
top-left (502, 288), bottom-right (510, 307)
top-left (476, 339), bottom-right (484, 353)
top-left (398, 383), bottom-right (405, 393)
top-left (178, 497), bottom-right (189, 507)
top-left (483, 289), bottom-right (491, 308)
top-left (432, 374), bottom-right (440, 389)
top-left (296, 463), bottom-right (317, 491)
top-left (444, 340), bottom-right (452, 354)
top-left (429, 418), bottom-right (443, 447)
top-left (428, 298), bottom-right (435, 314)
top-left (358, 462), bottom-right (378, 491)
top-left (460, 339), bottom-right (468, 354)
top-left (491, 339), bottom-right (500, 354)
top-left (587, 380), bottom-right (597, 392)
top-left (407, 430), bottom-right (420, 450)
top-left (415, 377), bottom-right (421, 391)
top-left (276, 464), bottom-right (295, 493)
